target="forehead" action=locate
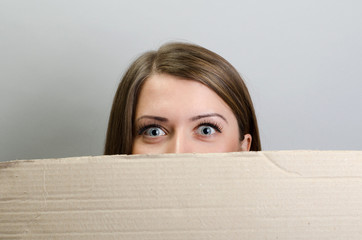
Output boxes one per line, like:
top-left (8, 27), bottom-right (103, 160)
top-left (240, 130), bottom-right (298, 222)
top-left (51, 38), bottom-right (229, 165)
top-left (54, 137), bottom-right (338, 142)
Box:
top-left (135, 74), bottom-right (233, 119)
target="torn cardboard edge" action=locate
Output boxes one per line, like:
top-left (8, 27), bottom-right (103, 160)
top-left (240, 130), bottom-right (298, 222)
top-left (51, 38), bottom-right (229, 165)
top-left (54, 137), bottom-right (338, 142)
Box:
top-left (1, 150), bottom-right (362, 239)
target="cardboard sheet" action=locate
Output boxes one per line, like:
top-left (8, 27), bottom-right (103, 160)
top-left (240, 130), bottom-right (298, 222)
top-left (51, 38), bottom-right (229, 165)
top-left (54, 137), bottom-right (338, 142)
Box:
top-left (1, 151), bottom-right (362, 239)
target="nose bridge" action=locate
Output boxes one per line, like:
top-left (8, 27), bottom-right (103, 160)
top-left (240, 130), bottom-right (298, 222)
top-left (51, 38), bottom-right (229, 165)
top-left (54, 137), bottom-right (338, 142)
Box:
top-left (168, 129), bottom-right (192, 153)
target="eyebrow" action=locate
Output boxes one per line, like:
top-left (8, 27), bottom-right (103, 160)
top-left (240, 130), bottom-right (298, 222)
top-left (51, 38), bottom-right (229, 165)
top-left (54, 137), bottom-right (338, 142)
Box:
top-left (136, 113), bottom-right (228, 124)
top-left (190, 113), bottom-right (228, 123)
top-left (136, 115), bottom-right (168, 122)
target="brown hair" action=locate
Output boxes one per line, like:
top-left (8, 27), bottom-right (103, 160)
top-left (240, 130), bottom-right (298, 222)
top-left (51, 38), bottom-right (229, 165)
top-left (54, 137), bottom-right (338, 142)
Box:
top-left (105, 42), bottom-right (261, 154)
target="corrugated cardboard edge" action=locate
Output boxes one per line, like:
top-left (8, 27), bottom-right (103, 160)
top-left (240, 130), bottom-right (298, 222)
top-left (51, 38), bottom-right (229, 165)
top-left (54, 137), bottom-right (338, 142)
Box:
top-left (3, 150), bottom-right (361, 177)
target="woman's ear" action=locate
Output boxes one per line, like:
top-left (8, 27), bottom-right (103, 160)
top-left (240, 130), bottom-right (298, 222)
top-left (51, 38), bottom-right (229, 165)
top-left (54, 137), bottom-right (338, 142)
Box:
top-left (240, 134), bottom-right (252, 151)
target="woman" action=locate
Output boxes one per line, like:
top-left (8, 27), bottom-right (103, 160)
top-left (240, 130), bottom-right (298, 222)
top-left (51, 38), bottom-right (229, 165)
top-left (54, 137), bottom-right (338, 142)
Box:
top-left (105, 42), bottom-right (261, 154)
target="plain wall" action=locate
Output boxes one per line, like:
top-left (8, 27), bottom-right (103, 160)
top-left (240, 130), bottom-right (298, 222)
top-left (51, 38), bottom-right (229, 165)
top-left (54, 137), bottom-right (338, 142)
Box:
top-left (1, 0), bottom-right (361, 161)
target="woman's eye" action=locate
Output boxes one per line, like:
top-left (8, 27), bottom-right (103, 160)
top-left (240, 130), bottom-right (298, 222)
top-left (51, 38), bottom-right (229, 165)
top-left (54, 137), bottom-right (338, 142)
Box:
top-left (144, 127), bottom-right (166, 137)
top-left (197, 125), bottom-right (216, 136)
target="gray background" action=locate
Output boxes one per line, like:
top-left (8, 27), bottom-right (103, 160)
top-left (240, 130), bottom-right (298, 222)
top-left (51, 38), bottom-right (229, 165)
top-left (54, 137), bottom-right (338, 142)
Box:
top-left (1, 0), bottom-right (361, 161)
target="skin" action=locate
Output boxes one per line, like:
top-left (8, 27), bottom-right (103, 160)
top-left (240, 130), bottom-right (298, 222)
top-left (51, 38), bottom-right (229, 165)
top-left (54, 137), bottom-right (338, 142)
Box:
top-left (132, 73), bottom-right (251, 154)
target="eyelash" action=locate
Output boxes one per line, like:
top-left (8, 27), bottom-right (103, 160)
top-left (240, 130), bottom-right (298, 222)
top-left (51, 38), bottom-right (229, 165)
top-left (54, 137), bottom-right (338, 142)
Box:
top-left (196, 121), bottom-right (223, 133)
top-left (136, 121), bottom-right (223, 135)
top-left (137, 123), bottom-right (165, 135)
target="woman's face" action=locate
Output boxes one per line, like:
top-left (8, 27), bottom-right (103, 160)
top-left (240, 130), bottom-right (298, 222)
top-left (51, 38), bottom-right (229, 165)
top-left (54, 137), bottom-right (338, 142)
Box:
top-left (132, 73), bottom-right (251, 154)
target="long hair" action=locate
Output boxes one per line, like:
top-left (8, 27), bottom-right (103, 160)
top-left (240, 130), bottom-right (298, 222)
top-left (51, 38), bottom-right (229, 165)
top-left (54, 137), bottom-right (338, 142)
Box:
top-left (105, 42), bottom-right (261, 154)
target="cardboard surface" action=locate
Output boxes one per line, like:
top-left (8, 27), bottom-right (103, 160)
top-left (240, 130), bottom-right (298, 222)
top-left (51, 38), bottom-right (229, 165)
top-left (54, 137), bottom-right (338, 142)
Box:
top-left (1, 151), bottom-right (362, 239)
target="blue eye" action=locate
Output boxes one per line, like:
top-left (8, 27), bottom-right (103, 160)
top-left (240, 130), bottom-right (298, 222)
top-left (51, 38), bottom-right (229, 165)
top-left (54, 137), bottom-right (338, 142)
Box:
top-left (144, 127), bottom-right (166, 137)
top-left (197, 125), bottom-right (216, 136)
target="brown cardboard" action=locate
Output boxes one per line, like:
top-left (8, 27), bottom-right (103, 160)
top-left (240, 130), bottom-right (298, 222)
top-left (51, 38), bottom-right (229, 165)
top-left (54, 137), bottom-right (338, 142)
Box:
top-left (1, 151), bottom-right (362, 239)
